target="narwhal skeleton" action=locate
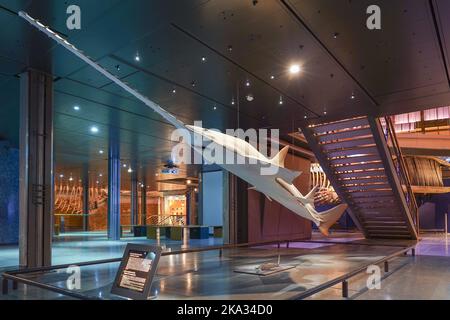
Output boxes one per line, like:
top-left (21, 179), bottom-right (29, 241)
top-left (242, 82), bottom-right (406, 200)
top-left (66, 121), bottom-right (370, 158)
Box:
top-left (19, 11), bottom-right (347, 235)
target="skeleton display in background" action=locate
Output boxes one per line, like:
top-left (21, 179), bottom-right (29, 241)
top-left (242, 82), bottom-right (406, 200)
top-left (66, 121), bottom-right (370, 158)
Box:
top-left (310, 163), bottom-right (340, 205)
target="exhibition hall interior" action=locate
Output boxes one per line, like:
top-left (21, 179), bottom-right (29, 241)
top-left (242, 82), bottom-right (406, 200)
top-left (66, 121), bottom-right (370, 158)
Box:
top-left (0, 0), bottom-right (450, 301)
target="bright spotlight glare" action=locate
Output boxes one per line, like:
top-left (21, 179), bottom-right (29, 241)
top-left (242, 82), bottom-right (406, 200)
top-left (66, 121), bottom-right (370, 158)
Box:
top-left (289, 64), bottom-right (301, 74)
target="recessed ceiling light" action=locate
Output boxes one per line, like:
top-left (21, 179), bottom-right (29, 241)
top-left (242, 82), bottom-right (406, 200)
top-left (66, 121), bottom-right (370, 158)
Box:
top-left (135, 53), bottom-right (141, 62)
top-left (69, 177), bottom-right (73, 181)
top-left (191, 81), bottom-right (196, 87)
top-left (231, 99), bottom-right (235, 105)
top-left (351, 93), bottom-right (356, 100)
top-left (289, 64), bottom-right (302, 74)
top-left (279, 97), bottom-right (284, 105)
top-left (73, 105), bottom-right (80, 111)
top-left (187, 179), bottom-right (192, 185)
top-left (194, 188), bottom-right (198, 192)
top-left (324, 110), bottom-right (327, 115)
top-left (99, 150), bottom-right (104, 154)
top-left (90, 126), bottom-right (99, 133)
top-left (245, 80), bottom-right (250, 87)
top-left (304, 115), bottom-right (308, 119)
top-left (201, 57), bottom-right (206, 62)
top-left (123, 164), bottom-right (127, 168)
top-left (270, 75), bottom-right (275, 80)
top-left (172, 89), bottom-right (176, 94)
top-left (333, 32), bottom-right (339, 39)
top-left (99, 173), bottom-right (103, 177)
top-left (59, 174), bottom-right (64, 178)
top-left (128, 167), bottom-right (133, 173)
top-left (213, 105), bottom-right (217, 110)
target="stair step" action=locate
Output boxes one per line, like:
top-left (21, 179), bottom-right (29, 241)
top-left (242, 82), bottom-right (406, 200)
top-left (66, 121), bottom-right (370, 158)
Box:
top-left (334, 162), bottom-right (384, 172)
top-left (363, 221), bottom-right (407, 225)
top-left (341, 177), bottom-right (388, 185)
top-left (347, 190), bottom-right (394, 197)
top-left (321, 137), bottom-right (375, 151)
top-left (336, 169), bottom-right (385, 179)
top-left (316, 128), bottom-right (372, 143)
top-left (330, 154), bottom-right (381, 165)
top-left (369, 234), bottom-right (413, 239)
top-left (343, 184), bottom-right (391, 191)
top-left (365, 225), bottom-right (408, 230)
top-left (351, 196), bottom-right (396, 203)
top-left (354, 202), bottom-right (398, 210)
top-left (327, 146), bottom-right (379, 158)
top-left (311, 117), bottom-right (369, 134)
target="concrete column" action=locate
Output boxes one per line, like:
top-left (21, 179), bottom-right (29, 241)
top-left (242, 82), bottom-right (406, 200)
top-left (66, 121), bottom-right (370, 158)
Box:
top-left (130, 168), bottom-right (138, 226)
top-left (19, 69), bottom-right (54, 268)
top-left (107, 129), bottom-right (121, 240)
top-left (82, 164), bottom-right (89, 231)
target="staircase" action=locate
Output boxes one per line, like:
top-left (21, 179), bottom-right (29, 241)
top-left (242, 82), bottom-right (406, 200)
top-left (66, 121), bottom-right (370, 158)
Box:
top-left (301, 116), bottom-right (419, 240)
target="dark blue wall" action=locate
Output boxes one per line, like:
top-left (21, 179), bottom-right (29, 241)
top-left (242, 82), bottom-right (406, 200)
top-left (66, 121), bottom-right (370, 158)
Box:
top-left (0, 141), bottom-right (19, 244)
top-left (419, 178), bottom-right (450, 231)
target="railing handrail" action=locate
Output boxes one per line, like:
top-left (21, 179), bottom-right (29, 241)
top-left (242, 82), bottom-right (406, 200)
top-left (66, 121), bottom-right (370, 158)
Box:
top-left (382, 117), bottom-right (420, 231)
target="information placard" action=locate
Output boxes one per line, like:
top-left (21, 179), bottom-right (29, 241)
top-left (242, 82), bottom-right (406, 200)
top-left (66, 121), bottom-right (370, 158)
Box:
top-left (111, 244), bottom-right (162, 300)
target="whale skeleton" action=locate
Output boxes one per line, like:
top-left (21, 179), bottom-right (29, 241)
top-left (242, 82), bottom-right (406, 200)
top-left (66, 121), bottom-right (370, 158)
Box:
top-left (19, 11), bottom-right (347, 236)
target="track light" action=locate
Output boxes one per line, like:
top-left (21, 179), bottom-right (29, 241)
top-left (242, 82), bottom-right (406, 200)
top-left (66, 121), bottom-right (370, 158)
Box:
top-left (289, 64), bottom-right (301, 74)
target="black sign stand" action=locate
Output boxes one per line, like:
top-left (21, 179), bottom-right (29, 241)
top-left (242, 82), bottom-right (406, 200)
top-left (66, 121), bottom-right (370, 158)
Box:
top-left (111, 244), bottom-right (162, 300)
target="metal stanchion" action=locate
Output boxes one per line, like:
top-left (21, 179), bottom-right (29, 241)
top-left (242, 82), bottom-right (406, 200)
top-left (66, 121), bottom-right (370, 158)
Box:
top-left (445, 213), bottom-right (448, 239)
top-left (342, 280), bottom-right (349, 298)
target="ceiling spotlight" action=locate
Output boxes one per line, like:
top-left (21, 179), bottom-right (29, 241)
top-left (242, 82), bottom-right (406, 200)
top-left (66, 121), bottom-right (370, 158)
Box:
top-left (191, 81), bottom-right (196, 87)
top-left (270, 75), bottom-right (275, 80)
top-left (304, 115), bottom-right (308, 119)
top-left (96, 181), bottom-right (100, 184)
top-left (246, 94), bottom-right (254, 102)
top-left (279, 97), bottom-right (284, 105)
top-left (123, 164), bottom-right (127, 168)
top-left (289, 64), bottom-right (302, 74)
top-left (128, 167), bottom-right (133, 173)
top-left (99, 173), bottom-right (103, 177)
top-left (73, 105), bottom-right (80, 111)
top-left (194, 188), bottom-right (198, 192)
top-left (213, 105), bottom-right (217, 110)
top-left (231, 99), bottom-right (235, 105)
top-left (135, 53), bottom-right (141, 62)
top-left (90, 126), bottom-right (99, 133)
top-left (172, 88), bottom-right (176, 94)
top-left (201, 57), bottom-right (206, 62)
top-left (59, 174), bottom-right (64, 178)
top-left (69, 177), bottom-right (74, 182)
top-left (245, 80), bottom-right (250, 87)
top-left (324, 110), bottom-right (327, 115)
top-left (187, 179), bottom-right (192, 185)
top-left (99, 150), bottom-right (104, 154)
top-left (115, 64), bottom-right (121, 71)
top-left (227, 45), bottom-right (233, 52)
top-left (351, 93), bottom-right (356, 100)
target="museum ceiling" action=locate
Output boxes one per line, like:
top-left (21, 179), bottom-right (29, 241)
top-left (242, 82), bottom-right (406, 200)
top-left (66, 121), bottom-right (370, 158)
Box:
top-left (1, 0), bottom-right (450, 188)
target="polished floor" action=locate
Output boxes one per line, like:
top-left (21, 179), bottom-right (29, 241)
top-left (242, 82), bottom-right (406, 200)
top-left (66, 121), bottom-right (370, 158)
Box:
top-left (0, 231), bottom-right (223, 270)
top-left (1, 232), bottom-right (450, 300)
